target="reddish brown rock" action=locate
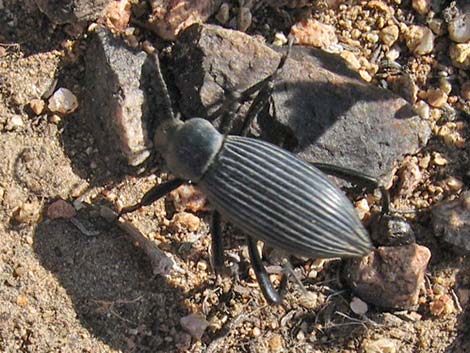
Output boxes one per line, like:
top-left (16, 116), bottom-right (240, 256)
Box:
top-left (345, 244), bottom-right (431, 309)
top-left (180, 313), bottom-right (209, 340)
top-left (148, 0), bottom-right (219, 40)
top-left (47, 199), bottom-right (77, 219)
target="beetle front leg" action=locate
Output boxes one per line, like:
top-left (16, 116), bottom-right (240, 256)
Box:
top-left (247, 237), bottom-right (288, 305)
top-left (312, 163), bottom-right (390, 214)
top-left (120, 178), bottom-right (186, 215)
top-left (210, 210), bottom-right (226, 274)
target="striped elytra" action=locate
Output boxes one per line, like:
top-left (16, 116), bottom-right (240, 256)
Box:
top-left (199, 135), bottom-right (372, 259)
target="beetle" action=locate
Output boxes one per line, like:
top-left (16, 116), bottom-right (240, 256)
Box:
top-left (120, 45), bottom-right (388, 304)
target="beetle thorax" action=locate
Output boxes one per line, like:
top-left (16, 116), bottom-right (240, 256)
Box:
top-left (154, 118), bottom-right (224, 181)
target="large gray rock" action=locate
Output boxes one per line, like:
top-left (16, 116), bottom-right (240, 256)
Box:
top-left (84, 27), bottom-right (159, 169)
top-left (171, 24), bottom-right (431, 184)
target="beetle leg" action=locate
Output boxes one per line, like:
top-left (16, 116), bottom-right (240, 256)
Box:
top-left (239, 42), bottom-right (293, 137)
top-left (311, 163), bottom-right (390, 214)
top-left (120, 178), bottom-right (186, 215)
top-left (247, 237), bottom-right (288, 305)
top-left (210, 210), bottom-right (226, 274)
top-left (211, 39), bottom-right (294, 135)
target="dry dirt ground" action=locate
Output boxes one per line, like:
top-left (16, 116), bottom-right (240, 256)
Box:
top-left (1, 1), bottom-right (470, 353)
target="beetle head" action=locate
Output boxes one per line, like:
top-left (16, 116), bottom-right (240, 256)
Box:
top-left (154, 118), bottom-right (224, 181)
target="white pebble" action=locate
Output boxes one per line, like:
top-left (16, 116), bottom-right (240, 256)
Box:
top-left (413, 100), bottom-right (430, 120)
top-left (448, 13), bottom-right (470, 43)
top-left (350, 296), bottom-right (368, 315)
top-left (405, 26), bottom-right (434, 55)
top-left (48, 88), bottom-right (79, 115)
top-left (7, 115), bottom-right (24, 130)
top-left (273, 32), bottom-right (288, 47)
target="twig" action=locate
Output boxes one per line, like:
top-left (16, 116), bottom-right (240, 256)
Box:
top-left (100, 206), bottom-right (174, 276)
top-left (451, 288), bottom-right (463, 313)
top-left (118, 219), bottom-right (174, 276)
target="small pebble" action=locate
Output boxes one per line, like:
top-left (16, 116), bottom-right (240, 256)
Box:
top-left (448, 13), bottom-right (470, 43)
top-left (251, 327), bottom-right (261, 337)
top-left (180, 313), bottom-right (210, 340)
top-left (13, 202), bottom-right (40, 224)
top-left (355, 198), bottom-right (370, 220)
top-left (439, 77), bottom-right (452, 95)
top-left (299, 291), bottom-right (318, 309)
top-left (169, 185), bottom-right (207, 212)
top-left (429, 294), bottom-right (456, 316)
top-left (48, 88), bottom-right (79, 115)
top-left (350, 296), bottom-right (368, 315)
top-left (268, 334), bottom-right (284, 352)
top-left (462, 81), bottom-right (470, 100)
top-left (413, 100), bottom-right (430, 120)
top-left (48, 114), bottom-right (62, 124)
top-left (16, 296), bottom-right (29, 307)
top-left (196, 260), bottom-right (208, 271)
top-left (290, 19), bottom-right (338, 50)
top-left (272, 32), bottom-right (288, 46)
top-left (449, 43), bottom-right (470, 69)
top-left (380, 25), bottom-right (399, 46)
top-left (341, 51), bottom-right (361, 70)
top-left (171, 212), bottom-right (200, 231)
top-left (412, 0), bottom-right (430, 15)
top-left (433, 152), bottom-right (447, 166)
top-left (362, 338), bottom-right (397, 353)
top-left (405, 25), bottom-right (434, 55)
top-left (5, 115), bottom-right (24, 130)
top-left (238, 7), bottom-right (252, 32)
top-left (426, 88), bottom-right (448, 108)
top-left (386, 47), bottom-right (400, 61)
top-left (215, 2), bottom-right (230, 24)
top-left (29, 99), bottom-right (46, 115)
top-left (103, 0), bottom-right (132, 33)
top-left (47, 199), bottom-right (77, 219)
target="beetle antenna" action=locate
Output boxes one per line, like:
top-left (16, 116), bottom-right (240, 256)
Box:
top-left (150, 51), bottom-right (177, 122)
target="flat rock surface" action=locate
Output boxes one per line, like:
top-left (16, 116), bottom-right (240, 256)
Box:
top-left (85, 27), bottom-right (158, 168)
top-left (34, 0), bottom-right (109, 24)
top-left (171, 24), bottom-right (431, 184)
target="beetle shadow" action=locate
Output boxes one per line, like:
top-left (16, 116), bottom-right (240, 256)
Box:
top-left (32, 206), bottom-right (196, 352)
top-left (265, 45), bottom-right (417, 148)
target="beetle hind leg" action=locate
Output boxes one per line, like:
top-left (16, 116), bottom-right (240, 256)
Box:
top-left (247, 237), bottom-right (288, 305)
top-left (311, 163), bottom-right (390, 214)
top-left (210, 210), bottom-right (227, 274)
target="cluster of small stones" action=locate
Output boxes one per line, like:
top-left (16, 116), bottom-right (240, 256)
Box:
top-left (302, 1), bottom-right (468, 211)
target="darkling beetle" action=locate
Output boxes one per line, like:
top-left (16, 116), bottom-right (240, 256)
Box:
top-left (120, 43), bottom-right (389, 304)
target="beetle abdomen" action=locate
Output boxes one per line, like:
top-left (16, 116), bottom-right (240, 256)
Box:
top-left (199, 136), bottom-right (372, 259)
